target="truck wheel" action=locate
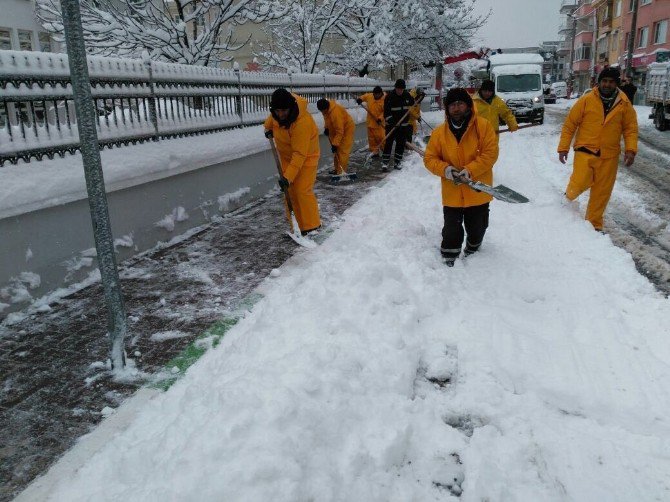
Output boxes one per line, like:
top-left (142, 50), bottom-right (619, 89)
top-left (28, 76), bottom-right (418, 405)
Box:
top-left (655, 106), bottom-right (667, 131)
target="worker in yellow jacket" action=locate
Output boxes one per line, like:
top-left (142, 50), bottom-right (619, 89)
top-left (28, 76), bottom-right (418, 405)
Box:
top-left (557, 67), bottom-right (638, 231)
top-left (424, 88), bottom-right (499, 266)
top-left (408, 87), bottom-right (426, 140)
top-left (356, 86), bottom-right (385, 154)
top-left (264, 88), bottom-right (321, 235)
top-left (473, 79), bottom-right (518, 136)
top-left (316, 98), bottom-right (355, 176)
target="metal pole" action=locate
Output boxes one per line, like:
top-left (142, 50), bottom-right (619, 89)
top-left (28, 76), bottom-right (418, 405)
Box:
top-left (61, 0), bottom-right (127, 370)
top-left (568, 12), bottom-right (577, 96)
top-left (625, 0), bottom-right (639, 79)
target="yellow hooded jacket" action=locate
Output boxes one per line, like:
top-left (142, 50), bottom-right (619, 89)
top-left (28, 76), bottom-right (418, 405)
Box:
top-left (322, 100), bottom-right (355, 148)
top-left (424, 112), bottom-right (499, 207)
top-left (359, 93), bottom-right (385, 128)
top-left (557, 87), bottom-right (638, 159)
top-left (264, 93), bottom-right (320, 182)
top-left (473, 92), bottom-right (518, 133)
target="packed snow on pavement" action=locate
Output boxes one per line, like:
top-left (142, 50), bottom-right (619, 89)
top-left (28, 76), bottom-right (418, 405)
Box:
top-left (34, 120), bottom-right (670, 501)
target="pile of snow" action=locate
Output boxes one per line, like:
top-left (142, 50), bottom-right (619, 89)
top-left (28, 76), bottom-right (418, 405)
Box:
top-left (35, 125), bottom-right (670, 501)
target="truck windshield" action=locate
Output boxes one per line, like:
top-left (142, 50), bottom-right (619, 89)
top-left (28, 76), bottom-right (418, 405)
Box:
top-left (497, 74), bottom-right (542, 93)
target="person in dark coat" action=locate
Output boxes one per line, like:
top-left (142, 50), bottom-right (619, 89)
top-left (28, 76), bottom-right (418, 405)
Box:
top-left (619, 76), bottom-right (637, 104)
top-left (381, 79), bottom-right (415, 171)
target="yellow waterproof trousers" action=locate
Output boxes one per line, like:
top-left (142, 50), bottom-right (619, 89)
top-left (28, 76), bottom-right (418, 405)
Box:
top-left (565, 151), bottom-right (619, 230)
top-left (367, 125), bottom-right (385, 153)
top-left (334, 132), bottom-right (355, 175)
top-left (281, 155), bottom-right (321, 232)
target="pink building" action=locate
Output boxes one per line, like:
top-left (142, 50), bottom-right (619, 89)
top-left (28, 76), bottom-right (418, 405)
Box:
top-left (620, 0), bottom-right (670, 84)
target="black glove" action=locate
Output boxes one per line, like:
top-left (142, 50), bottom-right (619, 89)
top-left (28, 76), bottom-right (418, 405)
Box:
top-left (331, 145), bottom-right (338, 153)
top-left (323, 128), bottom-right (329, 137)
top-left (356, 98), bottom-right (363, 105)
top-left (264, 129), bottom-right (273, 139)
top-left (278, 176), bottom-right (289, 191)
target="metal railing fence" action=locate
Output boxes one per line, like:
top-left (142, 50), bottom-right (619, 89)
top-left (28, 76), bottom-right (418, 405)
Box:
top-left (0, 50), bottom-right (405, 166)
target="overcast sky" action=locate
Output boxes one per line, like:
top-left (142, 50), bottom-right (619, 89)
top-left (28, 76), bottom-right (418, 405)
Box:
top-left (471, 0), bottom-right (564, 49)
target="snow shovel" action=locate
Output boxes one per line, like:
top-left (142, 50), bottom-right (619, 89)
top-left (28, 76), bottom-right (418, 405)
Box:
top-left (268, 138), bottom-right (317, 248)
top-left (326, 136), bottom-right (358, 183)
top-left (419, 116), bottom-right (434, 143)
top-left (452, 172), bottom-right (530, 204)
top-left (404, 142), bottom-right (530, 204)
top-left (497, 123), bottom-right (541, 135)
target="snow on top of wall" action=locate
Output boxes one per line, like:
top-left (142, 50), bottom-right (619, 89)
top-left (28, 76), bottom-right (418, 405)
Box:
top-left (0, 49), bottom-right (395, 89)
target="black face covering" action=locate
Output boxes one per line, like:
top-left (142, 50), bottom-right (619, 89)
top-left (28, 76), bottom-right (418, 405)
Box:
top-left (271, 102), bottom-right (299, 127)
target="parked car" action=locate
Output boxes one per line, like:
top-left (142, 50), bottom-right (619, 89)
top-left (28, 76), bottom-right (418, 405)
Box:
top-left (550, 81), bottom-right (568, 98)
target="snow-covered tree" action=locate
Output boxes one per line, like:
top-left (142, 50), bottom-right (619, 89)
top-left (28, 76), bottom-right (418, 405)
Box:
top-left (255, 0), bottom-right (372, 74)
top-left (340, 0), bottom-right (488, 74)
top-left (35, 0), bottom-right (286, 66)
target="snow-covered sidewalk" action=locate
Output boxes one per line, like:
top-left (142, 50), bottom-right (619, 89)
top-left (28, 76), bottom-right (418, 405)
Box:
top-left (36, 125), bottom-right (670, 501)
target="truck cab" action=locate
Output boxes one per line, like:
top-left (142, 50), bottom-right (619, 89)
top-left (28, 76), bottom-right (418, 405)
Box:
top-left (474, 53), bottom-right (546, 124)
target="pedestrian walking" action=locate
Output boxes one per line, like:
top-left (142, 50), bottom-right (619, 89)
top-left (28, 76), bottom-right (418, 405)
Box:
top-left (382, 79), bottom-right (415, 171)
top-left (619, 76), bottom-right (637, 104)
top-left (557, 67), bottom-right (638, 231)
top-left (423, 88), bottom-right (499, 266)
top-left (264, 88), bottom-right (321, 235)
top-left (317, 98), bottom-right (356, 176)
top-left (356, 86), bottom-right (386, 156)
top-left (473, 79), bottom-right (518, 137)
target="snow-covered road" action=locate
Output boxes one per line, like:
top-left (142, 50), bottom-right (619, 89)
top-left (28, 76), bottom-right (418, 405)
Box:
top-left (35, 114), bottom-right (670, 501)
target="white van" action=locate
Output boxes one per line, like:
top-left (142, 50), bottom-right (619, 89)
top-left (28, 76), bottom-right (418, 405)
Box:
top-left (550, 81), bottom-right (568, 98)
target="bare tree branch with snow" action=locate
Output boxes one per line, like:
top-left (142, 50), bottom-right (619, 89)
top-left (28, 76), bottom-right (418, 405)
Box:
top-left (35, 0), bottom-right (287, 66)
top-left (339, 0), bottom-right (488, 74)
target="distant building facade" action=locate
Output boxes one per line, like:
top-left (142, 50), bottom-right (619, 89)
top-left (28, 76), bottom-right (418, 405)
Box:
top-left (1, 0), bottom-right (58, 52)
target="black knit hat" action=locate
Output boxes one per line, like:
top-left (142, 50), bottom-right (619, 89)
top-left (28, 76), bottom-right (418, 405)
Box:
top-left (444, 87), bottom-right (473, 108)
top-left (480, 79), bottom-right (495, 92)
top-left (270, 88), bottom-right (296, 110)
top-left (316, 98), bottom-right (330, 111)
top-left (598, 66), bottom-right (621, 84)
top-left (373, 86), bottom-right (383, 94)
top-left (394, 79), bottom-right (406, 89)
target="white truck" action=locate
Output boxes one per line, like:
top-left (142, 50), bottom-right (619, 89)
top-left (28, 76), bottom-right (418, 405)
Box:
top-left (473, 53), bottom-right (546, 124)
top-left (646, 62), bottom-right (670, 131)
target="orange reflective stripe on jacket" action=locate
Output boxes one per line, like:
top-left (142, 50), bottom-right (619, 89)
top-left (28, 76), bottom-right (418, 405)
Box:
top-left (557, 87), bottom-right (638, 159)
top-left (424, 114), bottom-right (499, 207)
top-left (263, 94), bottom-right (320, 182)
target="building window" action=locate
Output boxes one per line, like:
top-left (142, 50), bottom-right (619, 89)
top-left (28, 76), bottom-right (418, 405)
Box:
top-left (638, 26), bottom-right (649, 48)
top-left (0, 27), bottom-right (11, 50)
top-left (654, 20), bottom-right (668, 45)
top-left (575, 45), bottom-right (592, 61)
top-left (38, 32), bottom-right (53, 52)
top-left (18, 30), bottom-right (33, 51)
top-left (614, 0), bottom-right (622, 17)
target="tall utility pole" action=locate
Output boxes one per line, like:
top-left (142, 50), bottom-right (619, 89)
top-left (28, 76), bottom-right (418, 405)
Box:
top-left (60, 0), bottom-right (128, 370)
top-left (568, 11), bottom-right (578, 95)
top-left (625, 0), bottom-right (639, 78)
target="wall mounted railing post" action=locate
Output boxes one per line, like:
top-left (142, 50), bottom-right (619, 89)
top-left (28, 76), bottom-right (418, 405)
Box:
top-left (144, 55), bottom-right (159, 141)
top-left (61, 0), bottom-right (128, 370)
top-left (233, 61), bottom-right (243, 126)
